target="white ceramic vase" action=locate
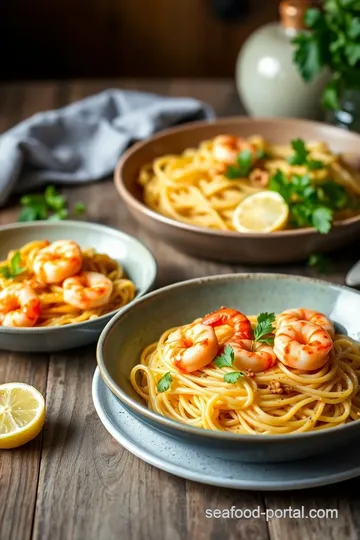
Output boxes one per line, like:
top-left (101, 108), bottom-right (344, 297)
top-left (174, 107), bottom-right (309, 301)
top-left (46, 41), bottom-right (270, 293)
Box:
top-left (235, 0), bottom-right (330, 119)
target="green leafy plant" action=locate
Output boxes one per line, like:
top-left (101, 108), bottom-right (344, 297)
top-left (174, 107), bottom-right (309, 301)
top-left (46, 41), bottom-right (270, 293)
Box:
top-left (18, 185), bottom-right (86, 222)
top-left (293, 0), bottom-right (360, 109)
top-left (0, 252), bottom-right (26, 279)
top-left (308, 253), bottom-right (332, 274)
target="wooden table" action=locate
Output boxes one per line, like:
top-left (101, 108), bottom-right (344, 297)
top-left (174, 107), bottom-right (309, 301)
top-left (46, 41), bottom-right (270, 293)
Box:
top-left (1, 79), bottom-right (359, 540)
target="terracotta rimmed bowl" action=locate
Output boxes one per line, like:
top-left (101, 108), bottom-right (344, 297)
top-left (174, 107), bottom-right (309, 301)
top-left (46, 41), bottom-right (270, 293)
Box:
top-left (0, 221), bottom-right (157, 352)
top-left (97, 273), bottom-right (360, 463)
top-left (114, 117), bottom-right (360, 264)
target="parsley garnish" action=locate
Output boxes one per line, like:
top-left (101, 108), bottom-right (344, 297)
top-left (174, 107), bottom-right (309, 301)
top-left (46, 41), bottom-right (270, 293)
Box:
top-left (287, 139), bottom-right (325, 170)
top-left (293, 2), bottom-right (360, 110)
top-left (214, 345), bottom-right (244, 383)
top-left (269, 170), bottom-right (349, 234)
top-left (256, 149), bottom-right (269, 159)
top-left (225, 149), bottom-right (253, 179)
top-left (253, 312), bottom-right (276, 346)
top-left (18, 185), bottom-right (86, 222)
top-left (156, 372), bottom-right (173, 393)
top-left (224, 372), bottom-right (244, 384)
top-left (0, 252), bottom-right (26, 279)
top-left (308, 253), bottom-right (332, 275)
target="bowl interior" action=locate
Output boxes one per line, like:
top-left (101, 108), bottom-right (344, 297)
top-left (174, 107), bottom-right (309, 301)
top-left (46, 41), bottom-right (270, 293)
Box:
top-left (117, 117), bottom-right (360, 214)
top-left (0, 221), bottom-right (157, 331)
top-left (99, 273), bottom-right (360, 413)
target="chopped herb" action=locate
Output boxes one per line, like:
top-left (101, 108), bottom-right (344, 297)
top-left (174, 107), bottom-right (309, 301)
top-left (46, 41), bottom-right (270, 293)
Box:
top-left (269, 169), bottom-right (349, 234)
top-left (0, 251), bottom-right (26, 279)
top-left (156, 372), bottom-right (173, 393)
top-left (308, 253), bottom-right (332, 274)
top-left (214, 344), bottom-right (235, 368)
top-left (214, 345), bottom-right (244, 383)
top-left (224, 371), bottom-right (244, 384)
top-left (225, 149), bottom-right (253, 179)
top-left (18, 185), bottom-right (86, 222)
top-left (254, 312), bottom-right (276, 345)
top-left (287, 138), bottom-right (325, 170)
top-left (256, 149), bottom-right (269, 159)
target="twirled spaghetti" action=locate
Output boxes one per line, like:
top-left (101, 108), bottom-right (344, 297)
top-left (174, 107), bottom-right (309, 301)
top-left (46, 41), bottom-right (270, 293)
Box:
top-left (138, 135), bottom-right (360, 231)
top-left (0, 240), bottom-right (136, 327)
top-left (130, 315), bottom-right (360, 435)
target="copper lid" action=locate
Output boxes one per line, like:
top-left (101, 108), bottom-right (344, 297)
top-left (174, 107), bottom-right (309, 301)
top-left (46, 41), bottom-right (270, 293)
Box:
top-left (279, 1), bottom-right (312, 30)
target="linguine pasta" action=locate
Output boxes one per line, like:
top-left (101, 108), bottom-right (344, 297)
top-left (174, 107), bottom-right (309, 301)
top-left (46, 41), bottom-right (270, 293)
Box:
top-left (138, 135), bottom-right (360, 231)
top-left (130, 315), bottom-right (360, 435)
top-left (0, 240), bottom-right (136, 327)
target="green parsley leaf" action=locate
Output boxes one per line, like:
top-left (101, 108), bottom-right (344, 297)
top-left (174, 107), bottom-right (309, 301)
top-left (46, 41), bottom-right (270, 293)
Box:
top-left (269, 170), bottom-right (292, 203)
top-left (44, 185), bottom-right (67, 211)
top-left (18, 206), bottom-right (40, 222)
top-left (0, 252), bottom-right (26, 279)
top-left (224, 371), bottom-right (244, 384)
top-left (0, 266), bottom-right (11, 279)
top-left (308, 253), bottom-right (332, 274)
top-left (322, 81), bottom-right (340, 110)
top-left (307, 159), bottom-right (325, 170)
top-left (157, 372), bottom-right (173, 393)
top-left (225, 150), bottom-right (253, 179)
top-left (312, 207), bottom-right (333, 234)
top-left (287, 138), bottom-right (309, 166)
top-left (256, 149), bottom-right (269, 159)
top-left (48, 208), bottom-right (69, 221)
top-left (254, 312), bottom-right (276, 343)
top-left (214, 344), bottom-right (235, 368)
top-left (74, 201), bottom-right (86, 215)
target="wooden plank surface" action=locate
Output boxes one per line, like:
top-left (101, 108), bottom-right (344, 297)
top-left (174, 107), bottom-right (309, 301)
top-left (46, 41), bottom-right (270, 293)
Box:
top-left (0, 79), bottom-right (359, 540)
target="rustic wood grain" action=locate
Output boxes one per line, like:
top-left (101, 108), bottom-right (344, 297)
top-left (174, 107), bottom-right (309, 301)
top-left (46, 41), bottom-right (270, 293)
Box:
top-left (0, 79), bottom-right (359, 540)
top-left (0, 86), bottom-right (50, 540)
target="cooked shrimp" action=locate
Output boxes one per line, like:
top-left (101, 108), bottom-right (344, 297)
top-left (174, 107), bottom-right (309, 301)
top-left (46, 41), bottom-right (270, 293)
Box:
top-left (0, 284), bottom-right (40, 327)
top-left (62, 271), bottom-right (113, 310)
top-left (202, 307), bottom-right (254, 340)
top-left (231, 339), bottom-right (277, 372)
top-left (277, 308), bottom-right (335, 339)
top-left (164, 323), bottom-right (219, 373)
top-left (274, 321), bottom-right (333, 371)
top-left (212, 135), bottom-right (255, 164)
top-left (32, 240), bottom-right (82, 284)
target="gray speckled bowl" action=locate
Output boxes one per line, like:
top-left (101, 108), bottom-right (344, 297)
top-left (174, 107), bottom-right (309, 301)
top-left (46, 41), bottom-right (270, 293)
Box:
top-left (0, 221), bottom-right (157, 352)
top-left (97, 273), bottom-right (360, 463)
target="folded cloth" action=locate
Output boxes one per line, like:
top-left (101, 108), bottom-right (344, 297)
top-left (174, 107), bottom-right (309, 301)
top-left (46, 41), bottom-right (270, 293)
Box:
top-left (0, 88), bottom-right (215, 206)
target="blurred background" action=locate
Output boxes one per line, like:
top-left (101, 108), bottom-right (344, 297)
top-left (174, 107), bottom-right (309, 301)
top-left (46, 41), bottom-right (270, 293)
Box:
top-left (0, 0), bottom-right (277, 80)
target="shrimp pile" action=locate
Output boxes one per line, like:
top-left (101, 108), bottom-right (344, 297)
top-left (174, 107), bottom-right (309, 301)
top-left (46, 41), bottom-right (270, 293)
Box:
top-left (0, 239), bottom-right (136, 327)
top-left (130, 306), bottom-right (360, 434)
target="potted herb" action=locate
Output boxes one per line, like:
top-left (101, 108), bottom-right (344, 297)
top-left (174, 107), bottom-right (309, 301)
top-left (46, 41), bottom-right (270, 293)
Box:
top-left (293, 0), bottom-right (360, 131)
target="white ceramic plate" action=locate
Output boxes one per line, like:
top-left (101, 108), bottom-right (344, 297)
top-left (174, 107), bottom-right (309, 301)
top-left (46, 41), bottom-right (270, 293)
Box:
top-left (92, 368), bottom-right (360, 491)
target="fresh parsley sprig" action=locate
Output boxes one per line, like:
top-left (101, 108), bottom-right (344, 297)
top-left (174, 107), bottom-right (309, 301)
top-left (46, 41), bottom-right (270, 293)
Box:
top-left (293, 2), bottom-right (360, 110)
top-left (214, 345), bottom-right (244, 384)
top-left (18, 185), bottom-right (86, 222)
top-left (253, 312), bottom-right (276, 346)
top-left (287, 139), bottom-right (324, 170)
top-left (308, 253), bottom-right (332, 275)
top-left (0, 252), bottom-right (26, 279)
top-left (269, 169), bottom-right (350, 234)
top-left (225, 149), bottom-right (253, 179)
top-left (156, 372), bottom-right (173, 393)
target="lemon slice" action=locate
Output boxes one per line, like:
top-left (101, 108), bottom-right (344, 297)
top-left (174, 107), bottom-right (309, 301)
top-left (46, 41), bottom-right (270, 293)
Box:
top-left (232, 191), bottom-right (289, 233)
top-left (0, 383), bottom-right (46, 449)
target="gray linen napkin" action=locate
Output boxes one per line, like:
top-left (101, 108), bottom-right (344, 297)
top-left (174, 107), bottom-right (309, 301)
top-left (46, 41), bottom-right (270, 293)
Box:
top-left (0, 89), bottom-right (215, 206)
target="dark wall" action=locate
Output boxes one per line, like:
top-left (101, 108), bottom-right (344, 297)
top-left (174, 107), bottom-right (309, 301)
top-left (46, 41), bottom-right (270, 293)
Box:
top-left (1, 0), bottom-right (279, 80)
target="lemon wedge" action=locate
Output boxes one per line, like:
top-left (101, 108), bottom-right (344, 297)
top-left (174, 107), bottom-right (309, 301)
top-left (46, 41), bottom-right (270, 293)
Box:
top-left (0, 383), bottom-right (46, 449)
top-left (232, 191), bottom-right (289, 233)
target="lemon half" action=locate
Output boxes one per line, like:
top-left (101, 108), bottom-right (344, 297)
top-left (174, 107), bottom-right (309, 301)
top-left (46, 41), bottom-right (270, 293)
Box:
top-left (232, 191), bottom-right (289, 233)
top-left (0, 383), bottom-right (46, 449)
